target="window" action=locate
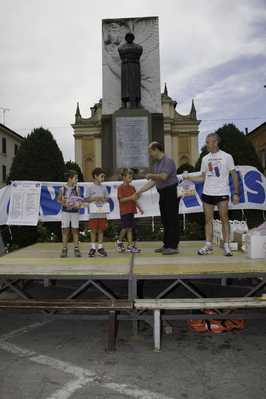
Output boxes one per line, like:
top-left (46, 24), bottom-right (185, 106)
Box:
top-left (2, 165), bottom-right (6, 181)
top-left (2, 138), bottom-right (6, 154)
top-left (14, 144), bottom-right (19, 155)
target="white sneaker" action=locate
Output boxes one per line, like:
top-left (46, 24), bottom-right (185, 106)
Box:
top-left (224, 246), bottom-right (233, 256)
top-left (198, 244), bottom-right (213, 255)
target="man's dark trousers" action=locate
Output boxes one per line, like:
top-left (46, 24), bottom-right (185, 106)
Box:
top-left (158, 185), bottom-right (180, 249)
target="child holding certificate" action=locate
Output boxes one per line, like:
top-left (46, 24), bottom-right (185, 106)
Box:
top-left (57, 170), bottom-right (83, 258)
top-left (85, 167), bottom-right (109, 257)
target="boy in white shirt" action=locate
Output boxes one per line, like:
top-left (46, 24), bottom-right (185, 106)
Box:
top-left (57, 170), bottom-right (82, 258)
top-left (85, 168), bottom-right (109, 257)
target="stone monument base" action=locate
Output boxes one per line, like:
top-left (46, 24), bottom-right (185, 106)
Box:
top-left (101, 110), bottom-right (164, 181)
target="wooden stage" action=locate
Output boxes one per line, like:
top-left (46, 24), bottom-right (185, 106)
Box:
top-left (1, 241), bottom-right (266, 333)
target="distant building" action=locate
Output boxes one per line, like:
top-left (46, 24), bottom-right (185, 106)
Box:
top-left (246, 121), bottom-right (266, 177)
top-left (72, 86), bottom-right (201, 181)
top-left (0, 123), bottom-right (24, 189)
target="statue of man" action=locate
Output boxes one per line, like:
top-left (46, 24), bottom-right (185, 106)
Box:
top-left (118, 32), bottom-right (143, 109)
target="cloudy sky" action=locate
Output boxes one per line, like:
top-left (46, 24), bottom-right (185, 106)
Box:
top-left (1, 0), bottom-right (266, 162)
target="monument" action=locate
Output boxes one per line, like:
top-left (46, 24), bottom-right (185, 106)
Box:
top-left (101, 17), bottom-right (164, 180)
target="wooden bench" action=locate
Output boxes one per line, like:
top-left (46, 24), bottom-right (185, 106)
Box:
top-left (134, 296), bottom-right (266, 352)
top-left (0, 298), bottom-right (133, 353)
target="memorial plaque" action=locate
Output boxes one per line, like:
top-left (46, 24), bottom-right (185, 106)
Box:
top-left (116, 116), bottom-right (149, 168)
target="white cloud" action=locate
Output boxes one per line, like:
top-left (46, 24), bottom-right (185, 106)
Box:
top-left (0, 0), bottom-right (266, 161)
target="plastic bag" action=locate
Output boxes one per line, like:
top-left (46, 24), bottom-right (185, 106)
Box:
top-left (177, 180), bottom-right (195, 198)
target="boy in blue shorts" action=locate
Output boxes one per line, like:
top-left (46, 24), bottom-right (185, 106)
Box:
top-left (85, 167), bottom-right (109, 257)
top-left (116, 168), bottom-right (144, 253)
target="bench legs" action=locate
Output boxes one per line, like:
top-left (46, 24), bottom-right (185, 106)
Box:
top-left (153, 309), bottom-right (161, 352)
top-left (106, 310), bottom-right (116, 354)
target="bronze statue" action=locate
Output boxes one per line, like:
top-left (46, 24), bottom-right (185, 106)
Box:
top-left (118, 32), bottom-right (143, 109)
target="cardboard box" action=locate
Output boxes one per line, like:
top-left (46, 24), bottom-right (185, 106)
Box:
top-left (245, 235), bottom-right (266, 259)
top-left (234, 229), bottom-right (248, 247)
top-left (220, 239), bottom-right (238, 250)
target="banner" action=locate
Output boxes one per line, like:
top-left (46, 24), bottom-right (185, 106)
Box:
top-left (0, 166), bottom-right (265, 226)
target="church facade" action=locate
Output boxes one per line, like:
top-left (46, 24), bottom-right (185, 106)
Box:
top-left (72, 86), bottom-right (201, 182)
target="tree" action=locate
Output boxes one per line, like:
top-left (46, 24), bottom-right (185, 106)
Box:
top-left (195, 123), bottom-right (263, 172)
top-left (3, 127), bottom-right (65, 250)
top-left (65, 160), bottom-right (84, 182)
top-left (7, 127), bottom-right (65, 183)
top-left (176, 162), bottom-right (195, 175)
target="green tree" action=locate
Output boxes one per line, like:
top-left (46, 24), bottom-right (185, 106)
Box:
top-left (2, 127), bottom-right (65, 250)
top-left (195, 123), bottom-right (263, 172)
top-left (176, 162), bottom-right (195, 175)
top-left (65, 160), bottom-right (84, 182)
top-left (7, 127), bottom-right (65, 183)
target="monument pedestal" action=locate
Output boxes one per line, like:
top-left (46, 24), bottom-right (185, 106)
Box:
top-left (101, 110), bottom-right (164, 181)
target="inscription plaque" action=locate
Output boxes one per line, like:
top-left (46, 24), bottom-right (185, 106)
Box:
top-left (116, 116), bottom-right (149, 168)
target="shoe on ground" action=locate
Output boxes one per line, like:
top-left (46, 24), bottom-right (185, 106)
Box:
top-left (162, 247), bottom-right (179, 255)
top-left (115, 241), bottom-right (125, 252)
top-left (155, 246), bottom-right (167, 253)
top-left (74, 248), bottom-right (81, 257)
top-left (198, 244), bottom-right (213, 255)
top-left (127, 245), bottom-right (141, 253)
top-left (88, 248), bottom-right (96, 257)
top-left (224, 246), bottom-right (233, 257)
top-left (97, 248), bottom-right (107, 256)
top-left (60, 248), bottom-right (67, 258)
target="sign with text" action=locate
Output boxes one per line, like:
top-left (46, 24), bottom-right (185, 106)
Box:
top-left (0, 166), bottom-right (265, 226)
top-left (7, 181), bottom-right (41, 226)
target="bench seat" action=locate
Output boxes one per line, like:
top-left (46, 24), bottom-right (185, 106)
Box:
top-left (0, 298), bottom-right (133, 353)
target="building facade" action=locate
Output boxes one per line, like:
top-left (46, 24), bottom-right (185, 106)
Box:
top-left (247, 122), bottom-right (266, 177)
top-left (0, 123), bottom-right (24, 189)
top-left (72, 87), bottom-right (201, 181)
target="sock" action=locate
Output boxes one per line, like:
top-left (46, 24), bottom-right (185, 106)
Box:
top-left (98, 244), bottom-right (103, 249)
top-left (91, 243), bottom-right (96, 249)
top-left (224, 243), bottom-right (229, 247)
top-left (206, 242), bottom-right (211, 247)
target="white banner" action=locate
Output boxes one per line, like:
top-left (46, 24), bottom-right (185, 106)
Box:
top-left (0, 166), bottom-right (265, 226)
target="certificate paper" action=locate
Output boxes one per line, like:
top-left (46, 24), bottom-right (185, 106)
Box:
top-left (7, 181), bottom-right (41, 226)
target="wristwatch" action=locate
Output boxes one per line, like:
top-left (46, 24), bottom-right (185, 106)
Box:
top-left (234, 193), bottom-right (239, 196)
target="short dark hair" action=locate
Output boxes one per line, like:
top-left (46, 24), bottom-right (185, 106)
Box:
top-left (64, 170), bottom-right (78, 181)
top-left (150, 142), bottom-right (164, 152)
top-left (92, 167), bottom-right (106, 179)
top-left (121, 168), bottom-right (133, 178)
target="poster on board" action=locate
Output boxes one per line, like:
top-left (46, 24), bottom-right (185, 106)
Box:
top-left (7, 181), bottom-right (41, 226)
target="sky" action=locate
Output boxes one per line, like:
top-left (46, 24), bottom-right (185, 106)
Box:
top-left (1, 0), bottom-right (266, 162)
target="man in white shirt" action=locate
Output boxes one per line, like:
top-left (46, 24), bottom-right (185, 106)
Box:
top-left (186, 133), bottom-right (239, 256)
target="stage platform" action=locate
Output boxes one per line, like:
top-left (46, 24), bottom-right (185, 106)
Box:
top-left (1, 241), bottom-right (266, 328)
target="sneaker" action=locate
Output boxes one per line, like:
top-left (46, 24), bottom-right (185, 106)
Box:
top-left (97, 248), bottom-right (107, 257)
top-left (88, 248), bottom-right (96, 257)
top-left (127, 245), bottom-right (141, 253)
top-left (115, 241), bottom-right (125, 252)
top-left (224, 245), bottom-right (233, 257)
top-left (162, 247), bottom-right (179, 255)
top-left (198, 244), bottom-right (213, 255)
top-left (155, 246), bottom-right (167, 253)
top-left (74, 248), bottom-right (81, 257)
top-left (60, 248), bottom-right (67, 258)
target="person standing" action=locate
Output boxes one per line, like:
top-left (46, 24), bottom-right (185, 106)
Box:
top-left (185, 133), bottom-right (239, 256)
top-left (85, 167), bottom-right (109, 257)
top-left (57, 170), bottom-right (82, 258)
top-left (116, 168), bottom-right (144, 253)
top-left (135, 142), bottom-right (180, 255)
